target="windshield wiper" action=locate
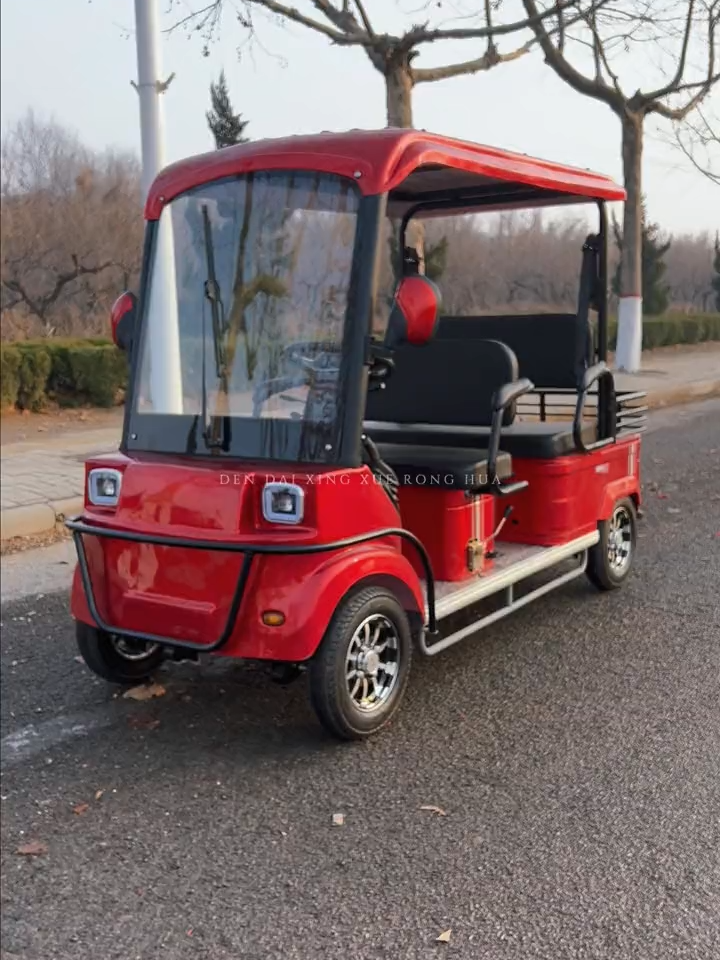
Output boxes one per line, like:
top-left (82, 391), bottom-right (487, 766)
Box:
top-left (200, 204), bottom-right (230, 451)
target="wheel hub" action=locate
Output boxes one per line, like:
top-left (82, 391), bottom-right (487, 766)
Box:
top-left (607, 505), bottom-right (633, 573)
top-left (357, 649), bottom-right (380, 676)
top-left (345, 614), bottom-right (400, 713)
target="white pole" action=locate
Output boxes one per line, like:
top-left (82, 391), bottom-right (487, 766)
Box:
top-left (133, 0), bottom-right (183, 414)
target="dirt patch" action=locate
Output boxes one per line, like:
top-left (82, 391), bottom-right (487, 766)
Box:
top-left (0, 406), bottom-right (124, 446)
top-left (0, 525), bottom-right (72, 556)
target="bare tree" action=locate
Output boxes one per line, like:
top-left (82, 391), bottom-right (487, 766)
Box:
top-left (167, 1), bottom-right (596, 127)
top-left (1, 112), bottom-right (144, 338)
top-left (520, 0), bottom-right (719, 369)
top-left (672, 106), bottom-right (720, 184)
top-left (167, 1), bottom-right (602, 276)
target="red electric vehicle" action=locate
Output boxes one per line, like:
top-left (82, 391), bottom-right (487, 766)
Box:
top-left (67, 129), bottom-right (647, 740)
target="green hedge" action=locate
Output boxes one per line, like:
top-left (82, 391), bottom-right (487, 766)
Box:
top-left (0, 338), bottom-right (128, 411)
top-left (607, 312), bottom-right (720, 350)
top-left (1, 314), bottom-right (718, 411)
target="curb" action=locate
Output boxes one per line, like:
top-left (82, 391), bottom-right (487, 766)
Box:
top-left (1, 382), bottom-right (718, 543)
top-left (1, 496), bottom-right (83, 543)
top-left (642, 378), bottom-right (720, 410)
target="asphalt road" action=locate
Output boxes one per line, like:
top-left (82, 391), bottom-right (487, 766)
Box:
top-left (1, 400), bottom-right (719, 960)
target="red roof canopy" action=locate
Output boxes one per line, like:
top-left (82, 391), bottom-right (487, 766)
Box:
top-left (145, 127), bottom-right (625, 220)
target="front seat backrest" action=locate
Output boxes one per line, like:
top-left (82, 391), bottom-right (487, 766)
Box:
top-left (365, 337), bottom-right (520, 427)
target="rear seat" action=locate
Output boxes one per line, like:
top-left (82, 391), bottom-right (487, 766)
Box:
top-left (364, 312), bottom-right (598, 459)
top-left (366, 420), bottom-right (596, 459)
top-left (437, 313), bottom-right (592, 391)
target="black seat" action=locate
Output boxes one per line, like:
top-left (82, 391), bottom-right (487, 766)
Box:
top-left (365, 337), bottom-right (521, 428)
top-left (365, 420), bottom-right (597, 459)
top-left (374, 443), bottom-right (512, 490)
top-left (437, 313), bottom-right (592, 391)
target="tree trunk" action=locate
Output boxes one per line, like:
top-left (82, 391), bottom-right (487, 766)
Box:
top-left (385, 58), bottom-right (413, 127)
top-left (616, 112), bottom-right (644, 372)
top-left (384, 55), bottom-right (425, 270)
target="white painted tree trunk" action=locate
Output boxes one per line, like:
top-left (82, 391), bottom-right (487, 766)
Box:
top-left (615, 296), bottom-right (642, 372)
top-left (616, 115), bottom-right (644, 372)
top-left (134, 0), bottom-right (183, 414)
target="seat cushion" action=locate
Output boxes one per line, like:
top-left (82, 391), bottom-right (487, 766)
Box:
top-left (365, 421), bottom-right (597, 459)
top-left (374, 443), bottom-right (512, 490)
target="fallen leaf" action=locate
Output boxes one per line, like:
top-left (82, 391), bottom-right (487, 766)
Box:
top-left (123, 683), bottom-right (166, 701)
top-left (127, 715), bottom-right (161, 730)
top-left (95, 790), bottom-right (105, 801)
top-left (420, 805), bottom-right (447, 816)
top-left (332, 813), bottom-right (345, 826)
top-left (73, 802), bottom-right (89, 815)
top-left (17, 840), bottom-right (47, 856)
top-left (436, 929), bottom-right (452, 942)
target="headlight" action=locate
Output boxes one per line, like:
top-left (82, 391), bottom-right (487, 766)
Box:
top-left (262, 482), bottom-right (304, 524)
top-left (88, 468), bottom-right (123, 507)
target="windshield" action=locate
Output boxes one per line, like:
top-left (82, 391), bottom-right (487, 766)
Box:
top-left (129, 171), bottom-right (360, 461)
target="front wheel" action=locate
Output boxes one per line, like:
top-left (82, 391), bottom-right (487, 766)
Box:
top-left (308, 586), bottom-right (413, 740)
top-left (586, 498), bottom-right (637, 591)
top-left (75, 621), bottom-right (165, 683)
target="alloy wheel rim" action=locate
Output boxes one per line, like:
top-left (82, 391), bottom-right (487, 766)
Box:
top-left (607, 505), bottom-right (633, 574)
top-left (345, 614), bottom-right (400, 713)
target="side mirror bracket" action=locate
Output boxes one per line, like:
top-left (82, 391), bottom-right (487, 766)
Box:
top-left (111, 291), bottom-right (137, 353)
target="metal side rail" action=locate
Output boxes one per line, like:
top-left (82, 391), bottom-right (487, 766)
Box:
top-left (418, 531), bottom-right (599, 656)
top-left (65, 517), bottom-right (438, 653)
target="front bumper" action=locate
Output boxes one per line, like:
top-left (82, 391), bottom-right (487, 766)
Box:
top-left (66, 517), bottom-right (436, 653)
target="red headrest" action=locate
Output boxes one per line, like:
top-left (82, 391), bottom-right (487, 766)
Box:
top-left (385, 275), bottom-right (440, 349)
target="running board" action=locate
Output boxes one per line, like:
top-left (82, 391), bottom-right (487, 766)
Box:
top-left (419, 531), bottom-right (598, 657)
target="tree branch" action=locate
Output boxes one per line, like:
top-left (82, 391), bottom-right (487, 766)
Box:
top-left (646, 5), bottom-right (719, 121)
top-left (2, 257), bottom-right (116, 324)
top-left (414, 42), bottom-right (533, 83)
top-left (244, 0), bottom-right (373, 46)
top-left (405, 0), bottom-right (605, 47)
top-left (521, 0), bottom-right (624, 111)
top-left (352, 0), bottom-right (374, 37)
top-left (639, 0), bottom-right (697, 104)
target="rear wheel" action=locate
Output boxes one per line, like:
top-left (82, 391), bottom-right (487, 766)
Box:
top-left (586, 498), bottom-right (637, 591)
top-left (75, 621), bottom-right (165, 683)
top-left (308, 586), bottom-right (412, 740)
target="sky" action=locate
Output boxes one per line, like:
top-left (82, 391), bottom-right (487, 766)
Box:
top-left (1, 0), bottom-right (718, 236)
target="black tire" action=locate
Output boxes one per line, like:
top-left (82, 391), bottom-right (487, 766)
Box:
top-left (586, 497), bottom-right (637, 591)
top-left (75, 621), bottom-right (165, 683)
top-left (308, 586), bottom-right (413, 740)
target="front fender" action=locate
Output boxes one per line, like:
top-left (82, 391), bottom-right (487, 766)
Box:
top-left (227, 542), bottom-right (426, 661)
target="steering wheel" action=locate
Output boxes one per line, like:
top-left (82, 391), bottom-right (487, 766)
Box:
top-left (251, 342), bottom-right (341, 417)
top-left (282, 340), bottom-right (342, 371)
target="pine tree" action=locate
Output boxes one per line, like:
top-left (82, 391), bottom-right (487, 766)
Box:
top-left (612, 199), bottom-right (671, 316)
top-left (712, 232), bottom-right (720, 312)
top-left (206, 70), bottom-right (249, 148)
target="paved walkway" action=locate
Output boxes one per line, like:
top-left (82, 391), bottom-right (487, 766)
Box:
top-left (1, 344), bottom-right (719, 541)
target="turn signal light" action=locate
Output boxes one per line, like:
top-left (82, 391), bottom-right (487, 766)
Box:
top-left (261, 611), bottom-right (286, 627)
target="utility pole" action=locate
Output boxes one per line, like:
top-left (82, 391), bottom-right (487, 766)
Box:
top-left (133, 0), bottom-right (183, 414)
